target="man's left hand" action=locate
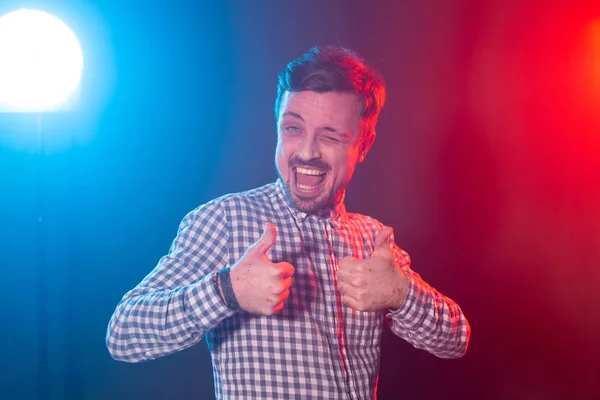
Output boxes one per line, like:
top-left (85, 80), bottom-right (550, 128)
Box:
top-left (337, 227), bottom-right (408, 312)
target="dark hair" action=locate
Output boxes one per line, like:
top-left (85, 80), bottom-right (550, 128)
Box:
top-left (274, 45), bottom-right (386, 138)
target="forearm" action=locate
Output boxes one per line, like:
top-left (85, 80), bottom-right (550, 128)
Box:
top-left (388, 273), bottom-right (470, 359)
top-left (106, 272), bottom-right (235, 362)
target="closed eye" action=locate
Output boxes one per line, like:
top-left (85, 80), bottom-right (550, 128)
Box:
top-left (322, 133), bottom-right (352, 144)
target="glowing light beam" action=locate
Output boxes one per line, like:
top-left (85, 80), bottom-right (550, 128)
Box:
top-left (0, 9), bottom-right (83, 113)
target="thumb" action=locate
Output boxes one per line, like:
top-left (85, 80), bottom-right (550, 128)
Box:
top-left (374, 226), bottom-right (393, 252)
top-left (251, 222), bottom-right (277, 257)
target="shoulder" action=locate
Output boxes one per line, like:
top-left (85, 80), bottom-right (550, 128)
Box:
top-left (345, 211), bottom-right (385, 233)
top-left (184, 182), bottom-right (278, 223)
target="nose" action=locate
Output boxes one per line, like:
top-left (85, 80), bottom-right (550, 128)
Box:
top-left (298, 135), bottom-right (321, 161)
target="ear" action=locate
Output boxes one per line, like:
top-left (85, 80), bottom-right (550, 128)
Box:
top-left (357, 132), bottom-right (376, 163)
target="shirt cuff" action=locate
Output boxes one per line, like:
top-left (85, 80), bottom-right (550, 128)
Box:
top-left (386, 273), bottom-right (419, 324)
top-left (185, 272), bottom-right (237, 329)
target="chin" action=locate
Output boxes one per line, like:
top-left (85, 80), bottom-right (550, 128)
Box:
top-left (291, 195), bottom-right (327, 214)
top-left (283, 180), bottom-right (329, 213)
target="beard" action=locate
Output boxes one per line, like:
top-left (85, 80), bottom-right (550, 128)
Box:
top-left (276, 169), bottom-right (344, 215)
top-left (275, 151), bottom-right (346, 215)
top-left (284, 178), bottom-right (328, 213)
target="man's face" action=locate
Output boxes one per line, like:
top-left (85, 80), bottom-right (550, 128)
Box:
top-left (275, 91), bottom-right (374, 214)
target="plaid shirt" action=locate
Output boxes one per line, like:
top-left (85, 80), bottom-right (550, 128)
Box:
top-left (106, 180), bottom-right (470, 399)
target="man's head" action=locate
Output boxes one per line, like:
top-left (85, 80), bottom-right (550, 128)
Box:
top-left (274, 46), bottom-right (386, 214)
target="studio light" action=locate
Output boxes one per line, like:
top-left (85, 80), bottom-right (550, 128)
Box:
top-left (0, 9), bottom-right (83, 113)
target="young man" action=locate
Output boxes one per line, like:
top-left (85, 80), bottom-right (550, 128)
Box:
top-left (106, 46), bottom-right (470, 399)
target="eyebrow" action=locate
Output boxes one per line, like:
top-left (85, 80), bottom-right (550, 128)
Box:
top-left (282, 111), bottom-right (304, 121)
top-left (282, 111), bottom-right (340, 133)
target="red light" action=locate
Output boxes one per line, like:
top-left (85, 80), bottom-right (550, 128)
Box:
top-left (589, 19), bottom-right (600, 100)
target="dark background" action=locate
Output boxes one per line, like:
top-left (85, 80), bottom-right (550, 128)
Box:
top-left (1, 0), bottom-right (599, 399)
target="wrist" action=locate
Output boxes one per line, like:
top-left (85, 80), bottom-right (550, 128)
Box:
top-left (390, 272), bottom-right (409, 310)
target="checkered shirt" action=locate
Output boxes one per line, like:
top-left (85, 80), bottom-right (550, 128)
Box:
top-left (106, 180), bottom-right (470, 399)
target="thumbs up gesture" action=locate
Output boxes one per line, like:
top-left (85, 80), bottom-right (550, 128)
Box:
top-left (338, 227), bottom-right (409, 312)
top-left (229, 222), bottom-right (295, 315)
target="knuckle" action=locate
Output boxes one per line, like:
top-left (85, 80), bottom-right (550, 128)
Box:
top-left (270, 269), bottom-right (281, 279)
top-left (258, 305), bottom-right (270, 315)
top-left (281, 262), bottom-right (294, 274)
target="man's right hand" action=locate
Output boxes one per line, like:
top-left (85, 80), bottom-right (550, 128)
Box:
top-left (229, 222), bottom-right (294, 315)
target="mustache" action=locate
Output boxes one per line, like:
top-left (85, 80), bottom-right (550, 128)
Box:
top-left (290, 157), bottom-right (331, 171)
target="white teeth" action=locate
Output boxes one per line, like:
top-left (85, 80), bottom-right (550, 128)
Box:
top-left (297, 183), bottom-right (318, 190)
top-left (296, 167), bottom-right (325, 176)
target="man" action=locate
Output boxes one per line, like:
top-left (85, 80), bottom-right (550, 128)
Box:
top-left (106, 46), bottom-right (470, 399)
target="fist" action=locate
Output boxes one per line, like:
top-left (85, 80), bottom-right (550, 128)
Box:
top-left (337, 227), bottom-right (408, 312)
top-left (229, 222), bottom-right (294, 315)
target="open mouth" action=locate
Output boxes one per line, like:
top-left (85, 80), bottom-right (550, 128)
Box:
top-left (294, 166), bottom-right (326, 191)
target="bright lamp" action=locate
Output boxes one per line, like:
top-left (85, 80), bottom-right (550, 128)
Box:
top-left (0, 9), bottom-right (83, 112)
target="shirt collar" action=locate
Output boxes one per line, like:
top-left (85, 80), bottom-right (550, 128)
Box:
top-left (274, 179), bottom-right (347, 228)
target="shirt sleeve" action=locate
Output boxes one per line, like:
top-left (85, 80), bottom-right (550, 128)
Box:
top-left (105, 200), bottom-right (236, 363)
top-left (385, 236), bottom-right (471, 359)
